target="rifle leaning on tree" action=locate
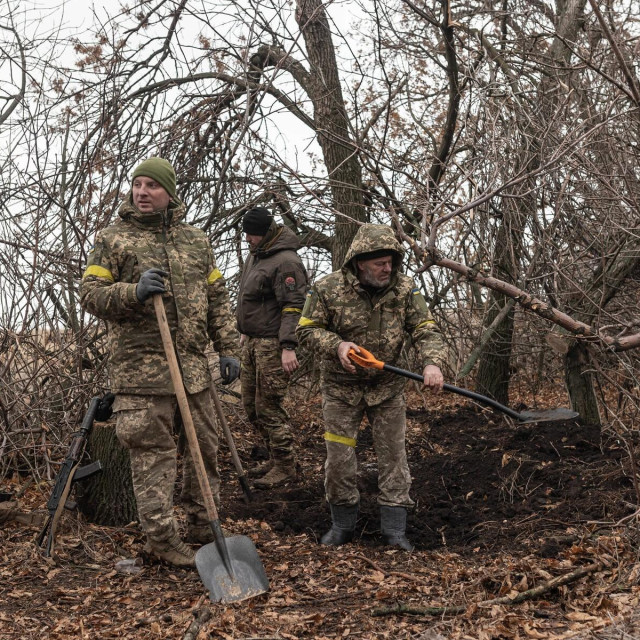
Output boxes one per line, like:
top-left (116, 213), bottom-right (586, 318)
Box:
top-left (36, 393), bottom-right (114, 557)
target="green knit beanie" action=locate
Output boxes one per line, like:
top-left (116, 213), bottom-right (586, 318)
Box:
top-left (132, 157), bottom-right (177, 200)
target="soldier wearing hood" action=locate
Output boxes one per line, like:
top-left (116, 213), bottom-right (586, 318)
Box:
top-left (236, 207), bottom-right (309, 488)
top-left (296, 224), bottom-right (445, 551)
top-left (80, 158), bottom-right (240, 568)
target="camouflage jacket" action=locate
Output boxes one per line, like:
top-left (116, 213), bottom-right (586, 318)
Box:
top-left (80, 195), bottom-right (239, 395)
top-left (236, 222), bottom-right (308, 347)
top-left (296, 224), bottom-right (445, 405)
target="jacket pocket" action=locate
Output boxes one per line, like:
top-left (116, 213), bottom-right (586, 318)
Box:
top-left (245, 272), bottom-right (270, 301)
top-left (118, 252), bottom-right (139, 284)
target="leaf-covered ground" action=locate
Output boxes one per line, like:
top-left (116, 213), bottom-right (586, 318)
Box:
top-left (2, 388), bottom-right (640, 639)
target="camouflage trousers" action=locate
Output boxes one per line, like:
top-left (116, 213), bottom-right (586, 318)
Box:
top-left (240, 336), bottom-right (295, 465)
top-left (322, 392), bottom-right (414, 508)
top-left (114, 389), bottom-right (220, 540)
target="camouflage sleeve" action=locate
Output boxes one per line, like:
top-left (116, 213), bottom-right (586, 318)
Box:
top-left (206, 251), bottom-right (240, 358)
top-left (405, 287), bottom-right (446, 368)
top-left (79, 232), bottom-right (141, 320)
top-left (296, 285), bottom-right (343, 357)
top-left (274, 259), bottom-right (308, 347)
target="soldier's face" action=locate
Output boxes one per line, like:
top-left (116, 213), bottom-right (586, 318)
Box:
top-left (132, 176), bottom-right (171, 213)
top-left (245, 233), bottom-right (264, 250)
top-left (357, 256), bottom-right (393, 288)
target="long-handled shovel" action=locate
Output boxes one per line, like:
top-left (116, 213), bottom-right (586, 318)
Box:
top-left (153, 295), bottom-right (268, 603)
top-left (210, 382), bottom-right (253, 503)
top-left (348, 346), bottom-right (579, 424)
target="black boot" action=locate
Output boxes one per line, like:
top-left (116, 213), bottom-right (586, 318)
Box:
top-left (320, 503), bottom-right (358, 546)
top-left (380, 505), bottom-right (414, 551)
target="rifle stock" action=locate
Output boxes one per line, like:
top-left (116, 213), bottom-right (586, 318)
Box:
top-left (37, 396), bottom-right (104, 556)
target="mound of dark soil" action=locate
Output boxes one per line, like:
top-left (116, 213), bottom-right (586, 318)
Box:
top-left (221, 400), bottom-right (634, 556)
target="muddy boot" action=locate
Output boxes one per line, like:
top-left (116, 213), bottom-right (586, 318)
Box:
top-left (380, 506), bottom-right (414, 551)
top-left (253, 462), bottom-right (297, 489)
top-left (144, 533), bottom-right (196, 568)
top-left (186, 521), bottom-right (230, 545)
top-left (185, 510), bottom-right (231, 544)
top-left (186, 522), bottom-right (214, 545)
top-left (248, 458), bottom-right (273, 478)
top-left (320, 503), bottom-right (358, 546)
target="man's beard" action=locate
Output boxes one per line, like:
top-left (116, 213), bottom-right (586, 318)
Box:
top-left (358, 268), bottom-right (391, 289)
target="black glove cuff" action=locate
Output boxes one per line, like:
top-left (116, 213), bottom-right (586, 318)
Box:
top-left (95, 392), bottom-right (115, 421)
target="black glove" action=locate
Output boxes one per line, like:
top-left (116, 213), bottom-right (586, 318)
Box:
top-left (219, 356), bottom-right (240, 385)
top-left (95, 392), bottom-right (115, 422)
top-left (136, 268), bottom-right (168, 303)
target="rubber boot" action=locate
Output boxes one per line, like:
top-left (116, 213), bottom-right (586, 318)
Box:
top-left (380, 506), bottom-right (414, 551)
top-left (320, 503), bottom-right (358, 546)
top-left (144, 533), bottom-right (196, 567)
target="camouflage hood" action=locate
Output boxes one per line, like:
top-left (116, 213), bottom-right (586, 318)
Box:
top-left (296, 221), bottom-right (444, 405)
top-left (118, 191), bottom-right (187, 228)
top-left (342, 224), bottom-right (404, 275)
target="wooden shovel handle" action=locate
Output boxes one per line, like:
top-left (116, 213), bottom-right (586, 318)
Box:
top-left (210, 383), bottom-right (253, 503)
top-left (210, 383), bottom-right (242, 473)
top-left (153, 295), bottom-right (219, 522)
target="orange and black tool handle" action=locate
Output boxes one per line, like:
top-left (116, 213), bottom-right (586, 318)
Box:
top-left (348, 346), bottom-right (523, 421)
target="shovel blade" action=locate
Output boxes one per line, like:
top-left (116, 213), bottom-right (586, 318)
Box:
top-left (518, 408), bottom-right (580, 424)
top-left (195, 535), bottom-right (269, 603)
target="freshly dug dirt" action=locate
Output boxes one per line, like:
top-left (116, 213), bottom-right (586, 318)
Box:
top-left (223, 395), bottom-right (633, 558)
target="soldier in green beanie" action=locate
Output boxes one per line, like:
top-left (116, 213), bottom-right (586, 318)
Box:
top-left (80, 158), bottom-right (241, 568)
top-left (131, 157), bottom-right (178, 201)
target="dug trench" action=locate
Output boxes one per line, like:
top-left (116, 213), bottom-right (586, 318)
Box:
top-left (220, 394), bottom-right (635, 557)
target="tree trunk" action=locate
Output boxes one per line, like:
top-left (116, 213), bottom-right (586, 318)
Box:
top-left (563, 256), bottom-right (640, 426)
top-left (474, 293), bottom-right (516, 405)
top-left (295, 0), bottom-right (365, 267)
top-left (475, 0), bottom-right (587, 406)
top-left (474, 200), bottom-right (523, 405)
top-left (77, 423), bottom-right (137, 526)
top-left (564, 342), bottom-right (600, 425)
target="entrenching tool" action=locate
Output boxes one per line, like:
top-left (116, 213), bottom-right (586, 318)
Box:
top-left (153, 295), bottom-right (269, 603)
top-left (348, 346), bottom-right (579, 424)
top-left (210, 382), bottom-right (253, 503)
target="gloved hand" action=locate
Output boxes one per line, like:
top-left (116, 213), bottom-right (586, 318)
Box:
top-left (219, 356), bottom-right (240, 385)
top-left (136, 268), bottom-right (168, 303)
top-left (96, 392), bottom-right (115, 422)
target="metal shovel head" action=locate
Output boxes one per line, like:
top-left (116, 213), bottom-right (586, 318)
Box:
top-left (195, 534), bottom-right (269, 603)
top-left (518, 407), bottom-right (580, 424)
